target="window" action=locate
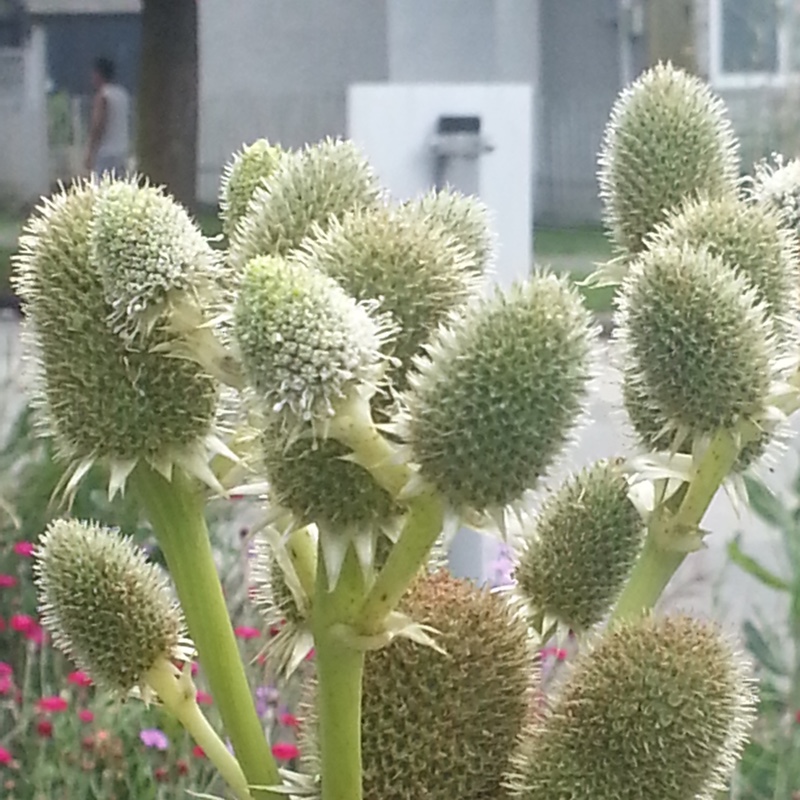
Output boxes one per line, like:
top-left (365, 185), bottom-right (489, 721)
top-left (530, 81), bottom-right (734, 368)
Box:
top-left (710, 0), bottom-right (800, 85)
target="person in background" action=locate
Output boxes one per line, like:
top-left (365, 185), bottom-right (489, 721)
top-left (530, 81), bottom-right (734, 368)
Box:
top-left (84, 56), bottom-right (130, 176)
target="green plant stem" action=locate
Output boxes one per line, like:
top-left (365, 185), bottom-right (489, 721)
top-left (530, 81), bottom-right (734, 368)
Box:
top-left (132, 464), bottom-right (281, 799)
top-left (357, 491), bottom-right (444, 635)
top-left (312, 545), bottom-right (366, 800)
top-left (145, 657), bottom-right (251, 800)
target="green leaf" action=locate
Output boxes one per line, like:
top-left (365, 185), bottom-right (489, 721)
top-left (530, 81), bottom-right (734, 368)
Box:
top-left (744, 475), bottom-right (789, 529)
top-left (742, 620), bottom-right (788, 675)
top-left (727, 536), bottom-right (791, 592)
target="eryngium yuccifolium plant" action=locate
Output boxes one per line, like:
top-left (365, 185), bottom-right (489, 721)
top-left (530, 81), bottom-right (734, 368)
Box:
top-left (34, 519), bottom-right (187, 696)
top-left (402, 274), bottom-right (594, 522)
top-left (516, 459), bottom-right (645, 632)
top-left (12, 180), bottom-right (219, 495)
top-left (646, 194), bottom-right (800, 343)
top-left (89, 177), bottom-right (220, 342)
top-left (598, 61), bottom-right (739, 257)
top-left (293, 205), bottom-right (482, 395)
top-left (509, 616), bottom-right (755, 800)
top-left (229, 138), bottom-right (382, 269)
top-left (233, 255), bottom-right (390, 427)
top-left (617, 243), bottom-right (777, 446)
top-left (303, 570), bottom-right (533, 800)
top-left (219, 138), bottom-right (285, 239)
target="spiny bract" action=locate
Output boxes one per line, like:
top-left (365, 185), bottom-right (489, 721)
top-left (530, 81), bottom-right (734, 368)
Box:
top-left (403, 274), bottom-right (594, 521)
top-left (303, 570), bottom-right (533, 800)
top-left (598, 61), bottom-right (739, 257)
top-left (617, 243), bottom-right (777, 444)
top-left (229, 138), bottom-right (382, 268)
top-left (11, 179), bottom-right (219, 495)
top-left (34, 519), bottom-right (186, 696)
top-left (516, 459), bottom-right (645, 632)
top-left (219, 138), bottom-right (286, 239)
top-left (509, 615), bottom-right (755, 800)
top-left (233, 255), bottom-right (389, 427)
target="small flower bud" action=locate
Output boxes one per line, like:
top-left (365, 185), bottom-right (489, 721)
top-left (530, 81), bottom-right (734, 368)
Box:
top-left (34, 519), bottom-right (187, 696)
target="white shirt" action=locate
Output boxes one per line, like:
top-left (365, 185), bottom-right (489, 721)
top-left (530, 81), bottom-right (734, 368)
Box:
top-left (97, 83), bottom-right (131, 161)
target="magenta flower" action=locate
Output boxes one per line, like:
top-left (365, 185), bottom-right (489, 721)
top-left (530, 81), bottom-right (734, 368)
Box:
top-left (140, 728), bottom-right (169, 750)
top-left (0, 575), bottom-right (18, 588)
top-left (234, 625), bottom-right (260, 640)
top-left (272, 742), bottom-right (300, 761)
top-left (12, 541), bottom-right (35, 557)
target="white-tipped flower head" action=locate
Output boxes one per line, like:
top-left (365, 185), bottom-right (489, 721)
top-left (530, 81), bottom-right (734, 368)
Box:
top-left (89, 177), bottom-right (221, 342)
top-left (516, 459), bottom-right (645, 632)
top-left (508, 615), bottom-right (756, 799)
top-left (34, 519), bottom-right (188, 696)
top-left (219, 138), bottom-right (286, 239)
top-left (598, 62), bottom-right (739, 258)
top-left (617, 243), bottom-right (778, 448)
top-left (750, 153), bottom-right (800, 235)
top-left (400, 187), bottom-right (495, 277)
top-left (234, 255), bottom-right (390, 428)
top-left (229, 138), bottom-right (381, 268)
top-left (293, 205), bottom-right (482, 402)
top-left (12, 179), bottom-right (220, 497)
top-left (403, 274), bottom-right (595, 524)
top-left (646, 194), bottom-right (800, 344)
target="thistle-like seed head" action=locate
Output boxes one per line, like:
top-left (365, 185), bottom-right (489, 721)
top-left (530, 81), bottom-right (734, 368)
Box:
top-left (229, 138), bottom-right (381, 268)
top-left (34, 519), bottom-right (187, 696)
top-left (89, 177), bottom-right (221, 342)
top-left (598, 61), bottom-right (740, 257)
top-left (234, 255), bottom-right (390, 427)
top-left (508, 615), bottom-right (756, 800)
top-left (302, 570), bottom-right (535, 800)
top-left (12, 179), bottom-right (220, 496)
top-left (617, 243), bottom-right (778, 444)
top-left (219, 138), bottom-right (286, 239)
top-left (402, 273), bottom-right (595, 522)
top-left (646, 194), bottom-right (800, 344)
top-left (516, 459), bottom-right (645, 632)
top-left (749, 153), bottom-right (800, 237)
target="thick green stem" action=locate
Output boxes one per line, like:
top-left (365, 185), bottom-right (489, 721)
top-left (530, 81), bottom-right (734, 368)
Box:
top-left (132, 465), bottom-right (282, 799)
top-left (312, 546), bottom-right (366, 800)
top-left (357, 491), bottom-right (444, 635)
top-left (145, 657), bottom-right (251, 800)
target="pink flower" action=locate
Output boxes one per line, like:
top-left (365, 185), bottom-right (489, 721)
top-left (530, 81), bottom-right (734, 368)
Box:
top-left (10, 614), bottom-right (36, 633)
top-left (0, 574), bottom-right (18, 588)
top-left (12, 541), bottom-right (34, 557)
top-left (37, 696), bottom-right (68, 713)
top-left (67, 671), bottom-right (92, 687)
top-left (192, 745), bottom-right (205, 759)
top-left (0, 662), bottom-right (12, 677)
top-left (271, 742), bottom-right (300, 761)
top-left (24, 623), bottom-right (45, 645)
top-left (0, 746), bottom-right (12, 765)
top-left (196, 691), bottom-right (213, 706)
top-left (234, 626), bottom-right (260, 640)
top-left (279, 712), bottom-right (299, 728)
top-left (191, 662), bottom-right (199, 676)
top-left (36, 720), bottom-right (53, 738)
top-left (140, 728), bottom-right (169, 750)
top-left (78, 709), bottom-right (94, 724)
top-left (0, 676), bottom-right (12, 695)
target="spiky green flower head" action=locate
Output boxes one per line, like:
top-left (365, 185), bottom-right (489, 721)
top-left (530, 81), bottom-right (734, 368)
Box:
top-left (88, 176), bottom-right (222, 343)
top-left (400, 187), bottom-right (495, 277)
top-left (401, 273), bottom-right (595, 527)
top-left (12, 179), bottom-right (222, 498)
top-left (302, 570), bottom-right (534, 800)
top-left (229, 137), bottom-right (382, 270)
top-left (749, 153), bottom-right (800, 237)
top-left (508, 615), bottom-right (756, 800)
top-left (516, 459), bottom-right (645, 633)
top-left (646, 194), bottom-right (800, 344)
top-left (219, 138), bottom-right (286, 239)
top-left (34, 519), bottom-right (190, 697)
top-left (233, 254), bottom-right (392, 430)
top-left (292, 204), bottom-right (482, 400)
top-left (617, 242), bottom-right (779, 451)
top-left (598, 61), bottom-right (740, 258)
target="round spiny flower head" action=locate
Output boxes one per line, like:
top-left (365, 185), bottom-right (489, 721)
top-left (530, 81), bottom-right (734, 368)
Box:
top-left (302, 570), bottom-right (534, 800)
top-left (233, 255), bottom-right (390, 427)
top-left (89, 177), bottom-right (221, 342)
top-left (598, 61), bottom-right (740, 258)
top-left (12, 179), bottom-right (219, 497)
top-left (219, 138), bottom-right (286, 239)
top-left (34, 519), bottom-right (188, 696)
top-left (646, 194), bottom-right (800, 344)
top-left (402, 273), bottom-right (595, 521)
top-left (516, 459), bottom-right (645, 632)
top-left (293, 204), bottom-right (482, 398)
top-left (508, 615), bottom-right (756, 800)
top-left (229, 137), bottom-right (382, 269)
top-left (749, 153), bottom-right (800, 237)
top-left (617, 242), bottom-right (777, 444)
top-left (399, 187), bottom-right (495, 277)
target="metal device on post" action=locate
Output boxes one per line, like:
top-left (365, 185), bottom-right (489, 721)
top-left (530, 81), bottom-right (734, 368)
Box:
top-left (429, 115), bottom-right (494, 196)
